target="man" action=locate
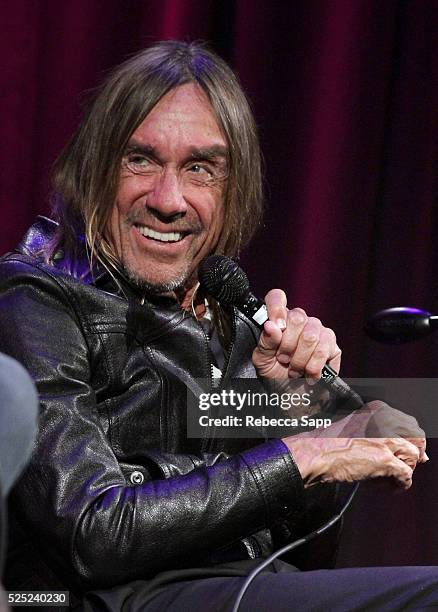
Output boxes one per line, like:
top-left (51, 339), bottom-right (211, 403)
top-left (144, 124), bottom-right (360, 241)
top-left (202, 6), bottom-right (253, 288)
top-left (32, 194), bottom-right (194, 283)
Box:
top-left (0, 41), bottom-right (437, 611)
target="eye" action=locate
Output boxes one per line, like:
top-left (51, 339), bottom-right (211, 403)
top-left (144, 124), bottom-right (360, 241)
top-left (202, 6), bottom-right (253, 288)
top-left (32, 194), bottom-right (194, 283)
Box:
top-left (188, 163), bottom-right (211, 176)
top-left (185, 161), bottom-right (227, 188)
top-left (127, 153), bottom-right (150, 167)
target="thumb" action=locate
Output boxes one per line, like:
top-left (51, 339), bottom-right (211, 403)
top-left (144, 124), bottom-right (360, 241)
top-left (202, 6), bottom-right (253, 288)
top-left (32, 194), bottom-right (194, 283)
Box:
top-left (256, 320), bottom-right (283, 356)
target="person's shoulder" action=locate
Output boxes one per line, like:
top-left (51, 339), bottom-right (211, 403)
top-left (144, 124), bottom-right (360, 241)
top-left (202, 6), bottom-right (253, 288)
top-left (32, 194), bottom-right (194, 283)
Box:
top-left (0, 250), bottom-right (66, 285)
top-left (0, 217), bottom-right (123, 307)
top-left (1, 250), bottom-right (47, 275)
top-left (0, 246), bottom-right (92, 328)
top-left (0, 215), bottom-right (58, 278)
top-left (0, 216), bottom-right (90, 287)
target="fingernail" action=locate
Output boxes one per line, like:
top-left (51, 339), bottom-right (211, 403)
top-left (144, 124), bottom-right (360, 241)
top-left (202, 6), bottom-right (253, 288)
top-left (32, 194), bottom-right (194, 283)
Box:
top-left (424, 453), bottom-right (430, 461)
top-left (263, 321), bottom-right (274, 336)
top-left (277, 319), bottom-right (287, 329)
top-left (276, 353), bottom-right (290, 364)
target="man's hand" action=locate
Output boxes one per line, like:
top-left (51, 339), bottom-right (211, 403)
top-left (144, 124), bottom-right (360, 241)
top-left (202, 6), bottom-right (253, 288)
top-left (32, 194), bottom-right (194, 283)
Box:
top-left (251, 290), bottom-right (428, 489)
top-left (252, 289), bottom-right (341, 379)
top-left (282, 402), bottom-right (428, 489)
top-left (340, 400), bottom-right (428, 465)
top-left (284, 435), bottom-right (418, 489)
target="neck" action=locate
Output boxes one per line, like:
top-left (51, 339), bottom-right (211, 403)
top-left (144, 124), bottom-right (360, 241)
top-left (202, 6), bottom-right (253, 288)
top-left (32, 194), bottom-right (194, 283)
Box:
top-left (175, 282), bottom-right (206, 316)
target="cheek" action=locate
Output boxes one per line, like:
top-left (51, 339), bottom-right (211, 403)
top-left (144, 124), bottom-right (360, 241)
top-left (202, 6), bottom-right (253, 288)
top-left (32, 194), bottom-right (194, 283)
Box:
top-left (107, 181), bottom-right (139, 240)
top-left (114, 174), bottom-right (145, 216)
top-left (210, 201), bottom-right (224, 242)
top-left (104, 207), bottom-right (120, 253)
top-left (105, 198), bottom-right (130, 254)
top-left (200, 194), bottom-right (224, 237)
top-left (114, 184), bottom-right (132, 217)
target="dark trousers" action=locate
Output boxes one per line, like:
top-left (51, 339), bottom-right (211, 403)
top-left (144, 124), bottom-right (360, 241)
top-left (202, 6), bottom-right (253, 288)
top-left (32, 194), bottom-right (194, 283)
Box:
top-left (82, 560), bottom-right (438, 611)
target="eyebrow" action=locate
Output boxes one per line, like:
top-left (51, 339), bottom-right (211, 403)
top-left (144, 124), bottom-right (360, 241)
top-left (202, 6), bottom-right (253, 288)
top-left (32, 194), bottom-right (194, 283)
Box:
top-left (125, 141), bottom-right (157, 157)
top-left (125, 139), bottom-right (228, 163)
top-left (188, 145), bottom-right (228, 161)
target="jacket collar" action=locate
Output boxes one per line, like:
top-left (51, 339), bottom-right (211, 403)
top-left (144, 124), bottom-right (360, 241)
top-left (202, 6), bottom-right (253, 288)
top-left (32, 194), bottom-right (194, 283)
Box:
top-left (17, 215), bottom-right (107, 284)
top-left (16, 216), bottom-right (188, 308)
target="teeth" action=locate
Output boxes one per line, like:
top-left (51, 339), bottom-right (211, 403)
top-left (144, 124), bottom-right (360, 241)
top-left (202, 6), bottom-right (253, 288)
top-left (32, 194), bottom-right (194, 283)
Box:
top-left (137, 226), bottom-right (183, 242)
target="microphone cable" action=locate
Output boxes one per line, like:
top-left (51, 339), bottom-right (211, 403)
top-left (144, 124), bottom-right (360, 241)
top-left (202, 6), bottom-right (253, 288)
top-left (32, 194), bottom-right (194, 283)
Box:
top-left (231, 481), bottom-right (360, 612)
top-left (198, 256), bottom-right (362, 609)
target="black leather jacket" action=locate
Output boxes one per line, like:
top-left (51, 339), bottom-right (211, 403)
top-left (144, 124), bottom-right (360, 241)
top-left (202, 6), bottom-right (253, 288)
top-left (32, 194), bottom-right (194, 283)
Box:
top-left (0, 218), bottom-right (342, 597)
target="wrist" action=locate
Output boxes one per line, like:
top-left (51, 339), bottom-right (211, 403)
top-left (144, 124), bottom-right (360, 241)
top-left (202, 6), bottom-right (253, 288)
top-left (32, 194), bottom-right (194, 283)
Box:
top-left (282, 436), bottom-right (328, 487)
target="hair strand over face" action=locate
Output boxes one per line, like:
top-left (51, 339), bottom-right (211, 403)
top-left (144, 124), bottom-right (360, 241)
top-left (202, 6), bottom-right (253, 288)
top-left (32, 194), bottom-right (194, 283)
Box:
top-left (50, 40), bottom-right (263, 275)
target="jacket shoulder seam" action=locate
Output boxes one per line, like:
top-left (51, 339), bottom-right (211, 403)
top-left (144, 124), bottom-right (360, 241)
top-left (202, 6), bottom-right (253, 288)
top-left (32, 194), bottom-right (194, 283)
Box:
top-left (1, 255), bottom-right (92, 351)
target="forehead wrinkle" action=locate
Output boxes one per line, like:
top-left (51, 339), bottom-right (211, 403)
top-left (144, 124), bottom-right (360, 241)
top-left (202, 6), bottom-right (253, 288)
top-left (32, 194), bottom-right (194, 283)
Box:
top-left (125, 138), bottom-right (228, 166)
top-left (127, 84), bottom-right (227, 160)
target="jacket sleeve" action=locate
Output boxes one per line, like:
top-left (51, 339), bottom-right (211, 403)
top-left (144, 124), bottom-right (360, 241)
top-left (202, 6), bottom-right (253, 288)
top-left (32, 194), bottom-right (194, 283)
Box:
top-left (0, 258), bottom-right (305, 589)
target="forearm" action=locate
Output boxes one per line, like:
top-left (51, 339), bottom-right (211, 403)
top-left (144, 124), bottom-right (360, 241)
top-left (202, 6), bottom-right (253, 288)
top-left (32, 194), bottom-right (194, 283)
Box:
top-left (72, 440), bottom-right (303, 587)
top-left (0, 260), bottom-right (306, 588)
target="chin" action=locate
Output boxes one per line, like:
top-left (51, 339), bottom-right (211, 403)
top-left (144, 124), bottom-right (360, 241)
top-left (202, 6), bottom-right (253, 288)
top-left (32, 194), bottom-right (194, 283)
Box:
top-left (123, 262), bottom-right (192, 295)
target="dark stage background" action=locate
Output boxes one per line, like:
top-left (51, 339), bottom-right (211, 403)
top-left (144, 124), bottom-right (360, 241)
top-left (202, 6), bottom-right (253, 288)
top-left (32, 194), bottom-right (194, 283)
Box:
top-left (2, 0), bottom-right (438, 568)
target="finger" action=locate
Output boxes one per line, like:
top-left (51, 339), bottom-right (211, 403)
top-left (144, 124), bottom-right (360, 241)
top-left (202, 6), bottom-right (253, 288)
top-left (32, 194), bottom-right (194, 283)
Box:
top-left (265, 289), bottom-right (288, 330)
top-left (385, 437), bottom-right (420, 470)
top-left (386, 455), bottom-right (414, 489)
top-left (252, 320), bottom-right (284, 377)
top-left (258, 320), bottom-right (283, 353)
top-left (304, 328), bottom-right (337, 379)
top-left (405, 437), bottom-right (427, 463)
top-left (275, 308), bottom-right (308, 366)
top-left (327, 343), bottom-right (342, 375)
top-left (363, 401), bottom-right (424, 439)
top-left (364, 440), bottom-right (414, 488)
top-left (288, 317), bottom-right (322, 376)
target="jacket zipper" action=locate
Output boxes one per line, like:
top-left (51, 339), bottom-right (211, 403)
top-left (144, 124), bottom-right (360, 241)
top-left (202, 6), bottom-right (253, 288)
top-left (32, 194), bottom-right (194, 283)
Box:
top-left (242, 535), bottom-right (262, 559)
top-left (218, 307), bottom-right (237, 388)
top-left (199, 317), bottom-right (215, 454)
top-left (201, 307), bottom-right (237, 454)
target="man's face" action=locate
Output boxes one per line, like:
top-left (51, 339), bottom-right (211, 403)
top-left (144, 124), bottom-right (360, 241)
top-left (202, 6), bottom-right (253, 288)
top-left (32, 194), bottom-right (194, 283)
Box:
top-left (106, 83), bottom-right (228, 303)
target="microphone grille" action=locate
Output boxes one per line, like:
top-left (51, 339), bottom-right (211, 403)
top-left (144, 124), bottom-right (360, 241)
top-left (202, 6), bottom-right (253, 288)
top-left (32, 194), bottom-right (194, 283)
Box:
top-left (198, 255), bottom-right (250, 304)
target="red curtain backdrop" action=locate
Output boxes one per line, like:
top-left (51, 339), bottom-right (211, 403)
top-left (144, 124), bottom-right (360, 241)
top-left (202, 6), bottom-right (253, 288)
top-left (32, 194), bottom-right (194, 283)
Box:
top-left (2, 0), bottom-right (438, 567)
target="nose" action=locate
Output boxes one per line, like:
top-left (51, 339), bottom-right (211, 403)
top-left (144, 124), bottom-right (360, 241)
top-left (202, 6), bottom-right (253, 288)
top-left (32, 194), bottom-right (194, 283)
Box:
top-left (146, 168), bottom-right (187, 220)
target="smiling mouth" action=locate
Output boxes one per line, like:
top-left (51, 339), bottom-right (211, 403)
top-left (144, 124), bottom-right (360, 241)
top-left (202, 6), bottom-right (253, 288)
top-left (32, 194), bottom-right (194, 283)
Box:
top-left (135, 225), bottom-right (187, 243)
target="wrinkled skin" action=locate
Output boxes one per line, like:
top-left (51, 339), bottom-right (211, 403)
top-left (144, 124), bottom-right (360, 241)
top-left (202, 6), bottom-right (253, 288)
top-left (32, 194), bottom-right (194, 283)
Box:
top-left (252, 289), bottom-right (427, 489)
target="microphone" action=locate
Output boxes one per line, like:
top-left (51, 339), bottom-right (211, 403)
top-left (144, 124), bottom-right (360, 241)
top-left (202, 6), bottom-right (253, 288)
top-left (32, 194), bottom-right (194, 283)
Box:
top-left (365, 307), bottom-right (438, 343)
top-left (199, 255), bottom-right (363, 409)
